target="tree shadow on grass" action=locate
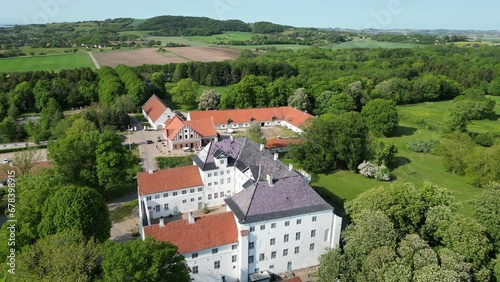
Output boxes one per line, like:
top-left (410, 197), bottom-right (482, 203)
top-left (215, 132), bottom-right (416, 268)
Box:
top-left (312, 185), bottom-right (346, 218)
top-left (389, 126), bottom-right (418, 137)
top-left (390, 156), bottom-right (412, 170)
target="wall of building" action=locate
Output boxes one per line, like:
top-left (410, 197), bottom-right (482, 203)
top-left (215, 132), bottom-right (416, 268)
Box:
top-left (185, 243), bottom-right (239, 282)
top-left (140, 185), bottom-right (204, 219)
top-left (199, 158), bottom-right (239, 207)
top-left (239, 210), bottom-right (336, 276)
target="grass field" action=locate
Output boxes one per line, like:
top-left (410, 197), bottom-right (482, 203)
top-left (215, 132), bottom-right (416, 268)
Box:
top-left (331, 39), bottom-right (422, 49)
top-left (146, 36), bottom-right (210, 47)
top-left (189, 32), bottom-right (255, 44)
top-left (0, 53), bottom-right (95, 73)
top-left (288, 98), bottom-right (500, 217)
top-left (110, 200), bottom-right (138, 222)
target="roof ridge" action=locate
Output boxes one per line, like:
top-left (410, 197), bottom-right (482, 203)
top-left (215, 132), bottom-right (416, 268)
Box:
top-left (241, 183), bottom-right (259, 223)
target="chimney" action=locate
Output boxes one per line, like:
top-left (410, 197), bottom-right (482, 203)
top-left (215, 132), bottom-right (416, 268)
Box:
top-left (215, 136), bottom-right (219, 143)
top-left (148, 168), bottom-right (154, 175)
top-left (267, 174), bottom-right (273, 186)
top-left (260, 144), bottom-right (264, 151)
top-left (274, 153), bottom-right (279, 161)
top-left (289, 163), bottom-right (294, 171)
top-left (230, 135), bottom-right (234, 141)
top-left (159, 217), bottom-right (165, 228)
top-left (189, 212), bottom-right (195, 224)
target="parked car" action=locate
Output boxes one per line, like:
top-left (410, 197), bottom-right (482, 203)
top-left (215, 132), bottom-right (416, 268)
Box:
top-left (225, 129), bottom-right (234, 134)
top-left (3, 158), bottom-right (9, 164)
top-left (146, 140), bottom-right (153, 144)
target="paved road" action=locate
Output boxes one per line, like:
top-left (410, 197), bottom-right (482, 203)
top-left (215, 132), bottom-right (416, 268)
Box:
top-left (129, 115), bottom-right (160, 171)
top-left (88, 51), bottom-right (101, 69)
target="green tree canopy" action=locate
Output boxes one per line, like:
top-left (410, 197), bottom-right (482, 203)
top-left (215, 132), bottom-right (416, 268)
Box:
top-left (361, 98), bottom-right (399, 137)
top-left (170, 78), bottom-right (199, 108)
top-left (198, 89), bottom-right (221, 110)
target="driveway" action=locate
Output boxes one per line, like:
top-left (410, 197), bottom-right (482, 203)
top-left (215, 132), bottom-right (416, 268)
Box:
top-left (128, 115), bottom-right (167, 171)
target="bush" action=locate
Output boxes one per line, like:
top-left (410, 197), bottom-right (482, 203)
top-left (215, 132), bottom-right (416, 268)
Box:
top-left (406, 139), bottom-right (439, 153)
top-left (474, 133), bottom-right (494, 147)
top-left (358, 161), bottom-right (390, 181)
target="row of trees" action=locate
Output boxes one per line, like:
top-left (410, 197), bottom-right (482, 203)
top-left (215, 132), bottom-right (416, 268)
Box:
top-left (317, 182), bottom-right (500, 281)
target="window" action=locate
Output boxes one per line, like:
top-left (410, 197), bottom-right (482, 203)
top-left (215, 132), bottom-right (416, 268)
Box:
top-left (191, 198), bottom-right (195, 202)
top-left (192, 252), bottom-right (198, 259)
top-left (227, 190), bottom-right (231, 195)
top-left (155, 195), bottom-right (160, 199)
top-left (296, 232), bottom-right (301, 241)
top-left (198, 197), bottom-right (202, 201)
top-left (198, 187), bottom-right (203, 192)
top-left (324, 229), bottom-right (330, 242)
top-left (148, 206), bottom-right (152, 210)
top-left (271, 251), bottom-right (276, 259)
top-left (260, 224), bottom-right (265, 230)
top-left (249, 256), bottom-right (254, 263)
top-left (269, 265), bottom-right (274, 269)
top-left (163, 193), bottom-right (168, 198)
top-left (227, 178), bottom-right (231, 183)
top-left (232, 244), bottom-right (238, 250)
top-left (214, 181), bottom-right (218, 185)
top-left (190, 189), bottom-right (195, 193)
top-left (311, 229), bottom-right (316, 238)
top-left (182, 190), bottom-right (187, 195)
top-left (214, 172), bottom-right (218, 176)
top-left (284, 234), bottom-right (289, 243)
top-left (155, 205), bottom-right (160, 212)
top-left (164, 204), bottom-right (169, 211)
top-left (192, 266), bottom-right (198, 274)
top-left (232, 255), bottom-right (237, 263)
top-left (227, 169), bottom-right (230, 174)
top-left (146, 196), bottom-right (151, 201)
top-left (173, 192), bottom-right (178, 196)
top-left (208, 182), bottom-right (213, 187)
top-left (270, 238), bottom-right (275, 246)
top-left (220, 179), bottom-right (224, 185)
top-left (294, 247), bottom-right (300, 254)
top-left (285, 221), bottom-right (290, 227)
top-left (212, 248), bottom-right (218, 254)
top-left (220, 170), bottom-right (224, 175)
top-left (250, 226), bottom-right (255, 232)
top-left (249, 242), bottom-right (255, 249)
top-left (214, 193), bottom-right (218, 199)
top-left (296, 219), bottom-right (302, 225)
top-left (259, 253), bottom-right (265, 261)
top-left (214, 261), bottom-right (220, 269)
top-left (220, 160), bottom-right (225, 165)
top-left (271, 223), bottom-right (276, 229)
top-left (310, 243), bottom-right (315, 251)
top-left (208, 194), bottom-right (212, 200)
top-left (312, 216), bottom-right (317, 222)
top-left (283, 249), bottom-right (288, 256)
top-left (208, 173), bottom-right (212, 177)
top-left (182, 199), bottom-right (187, 204)
top-left (220, 192), bottom-right (224, 197)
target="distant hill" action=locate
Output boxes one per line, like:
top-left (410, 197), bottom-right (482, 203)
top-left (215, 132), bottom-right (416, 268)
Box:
top-left (136, 16), bottom-right (251, 36)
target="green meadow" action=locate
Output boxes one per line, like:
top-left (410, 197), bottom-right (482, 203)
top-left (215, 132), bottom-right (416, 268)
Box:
top-left (0, 53), bottom-right (95, 73)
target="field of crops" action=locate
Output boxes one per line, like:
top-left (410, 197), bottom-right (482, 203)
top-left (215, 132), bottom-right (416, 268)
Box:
top-left (0, 53), bottom-right (95, 73)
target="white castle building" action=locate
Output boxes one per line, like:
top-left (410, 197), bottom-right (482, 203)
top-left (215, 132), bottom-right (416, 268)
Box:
top-left (138, 137), bottom-right (342, 282)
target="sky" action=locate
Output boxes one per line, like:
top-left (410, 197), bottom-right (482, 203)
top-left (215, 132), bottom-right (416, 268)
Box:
top-left (1, 0), bottom-right (499, 30)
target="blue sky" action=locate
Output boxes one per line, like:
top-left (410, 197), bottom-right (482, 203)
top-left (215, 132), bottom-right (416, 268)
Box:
top-left (2, 0), bottom-right (499, 30)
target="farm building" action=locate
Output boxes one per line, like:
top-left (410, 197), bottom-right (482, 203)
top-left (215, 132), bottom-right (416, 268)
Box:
top-left (163, 115), bottom-right (218, 151)
top-left (187, 107), bottom-right (313, 133)
top-left (138, 137), bottom-right (342, 282)
top-left (142, 95), bottom-right (174, 130)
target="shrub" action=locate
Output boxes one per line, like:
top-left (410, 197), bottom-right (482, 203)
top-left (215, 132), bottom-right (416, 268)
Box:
top-left (474, 133), bottom-right (494, 147)
top-left (358, 161), bottom-right (390, 181)
top-left (406, 139), bottom-right (439, 153)
top-left (156, 156), bottom-right (193, 169)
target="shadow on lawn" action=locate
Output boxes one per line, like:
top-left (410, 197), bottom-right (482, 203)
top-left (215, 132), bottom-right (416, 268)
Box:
top-left (390, 156), bottom-right (412, 170)
top-left (390, 126), bottom-right (417, 137)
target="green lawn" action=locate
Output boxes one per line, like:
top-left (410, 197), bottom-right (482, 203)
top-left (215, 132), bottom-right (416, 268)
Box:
top-left (0, 53), bottom-right (95, 73)
top-left (110, 200), bottom-right (138, 222)
top-left (230, 44), bottom-right (310, 51)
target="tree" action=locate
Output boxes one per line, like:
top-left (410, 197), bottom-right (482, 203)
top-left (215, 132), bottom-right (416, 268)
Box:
top-left (361, 99), bottom-right (399, 137)
top-left (464, 145), bottom-right (500, 187)
top-left (370, 140), bottom-right (398, 166)
top-left (170, 78), bottom-right (199, 108)
top-left (343, 81), bottom-right (370, 111)
top-left (287, 88), bottom-right (313, 113)
top-left (150, 71), bottom-right (168, 94)
top-left (16, 230), bottom-right (100, 282)
top-left (475, 182), bottom-right (500, 251)
top-left (33, 80), bottom-right (53, 111)
top-left (328, 93), bottom-right (357, 114)
top-left (101, 237), bottom-right (190, 282)
top-left (488, 77), bottom-right (500, 96)
top-left (13, 148), bottom-right (43, 176)
top-left (247, 122), bottom-right (266, 145)
top-left (38, 185), bottom-right (111, 242)
top-left (198, 89), bottom-right (221, 110)
top-left (221, 75), bottom-right (270, 109)
top-left (436, 132), bottom-right (475, 175)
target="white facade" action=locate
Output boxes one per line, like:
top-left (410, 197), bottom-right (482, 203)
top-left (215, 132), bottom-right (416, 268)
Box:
top-left (142, 107), bottom-right (174, 130)
top-left (185, 243), bottom-right (239, 282)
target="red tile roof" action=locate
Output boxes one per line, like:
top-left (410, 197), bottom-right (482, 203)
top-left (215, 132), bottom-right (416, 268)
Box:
top-left (137, 166), bottom-right (202, 196)
top-left (188, 106), bottom-right (313, 129)
top-left (142, 95), bottom-right (169, 123)
top-left (164, 115), bottom-right (217, 141)
top-left (284, 278), bottom-right (302, 282)
top-left (265, 138), bottom-right (302, 149)
top-left (144, 212), bottom-right (238, 254)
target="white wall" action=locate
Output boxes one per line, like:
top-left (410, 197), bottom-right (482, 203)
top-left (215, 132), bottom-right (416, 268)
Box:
top-left (199, 158), bottom-right (239, 207)
top-left (239, 210), bottom-right (336, 275)
top-left (140, 185), bottom-right (204, 219)
top-left (185, 243), bottom-right (239, 282)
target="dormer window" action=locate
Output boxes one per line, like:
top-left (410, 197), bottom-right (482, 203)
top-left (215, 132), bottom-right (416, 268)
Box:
top-left (220, 160), bottom-right (225, 165)
top-left (250, 117), bottom-right (255, 122)
top-left (227, 118), bottom-right (233, 124)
